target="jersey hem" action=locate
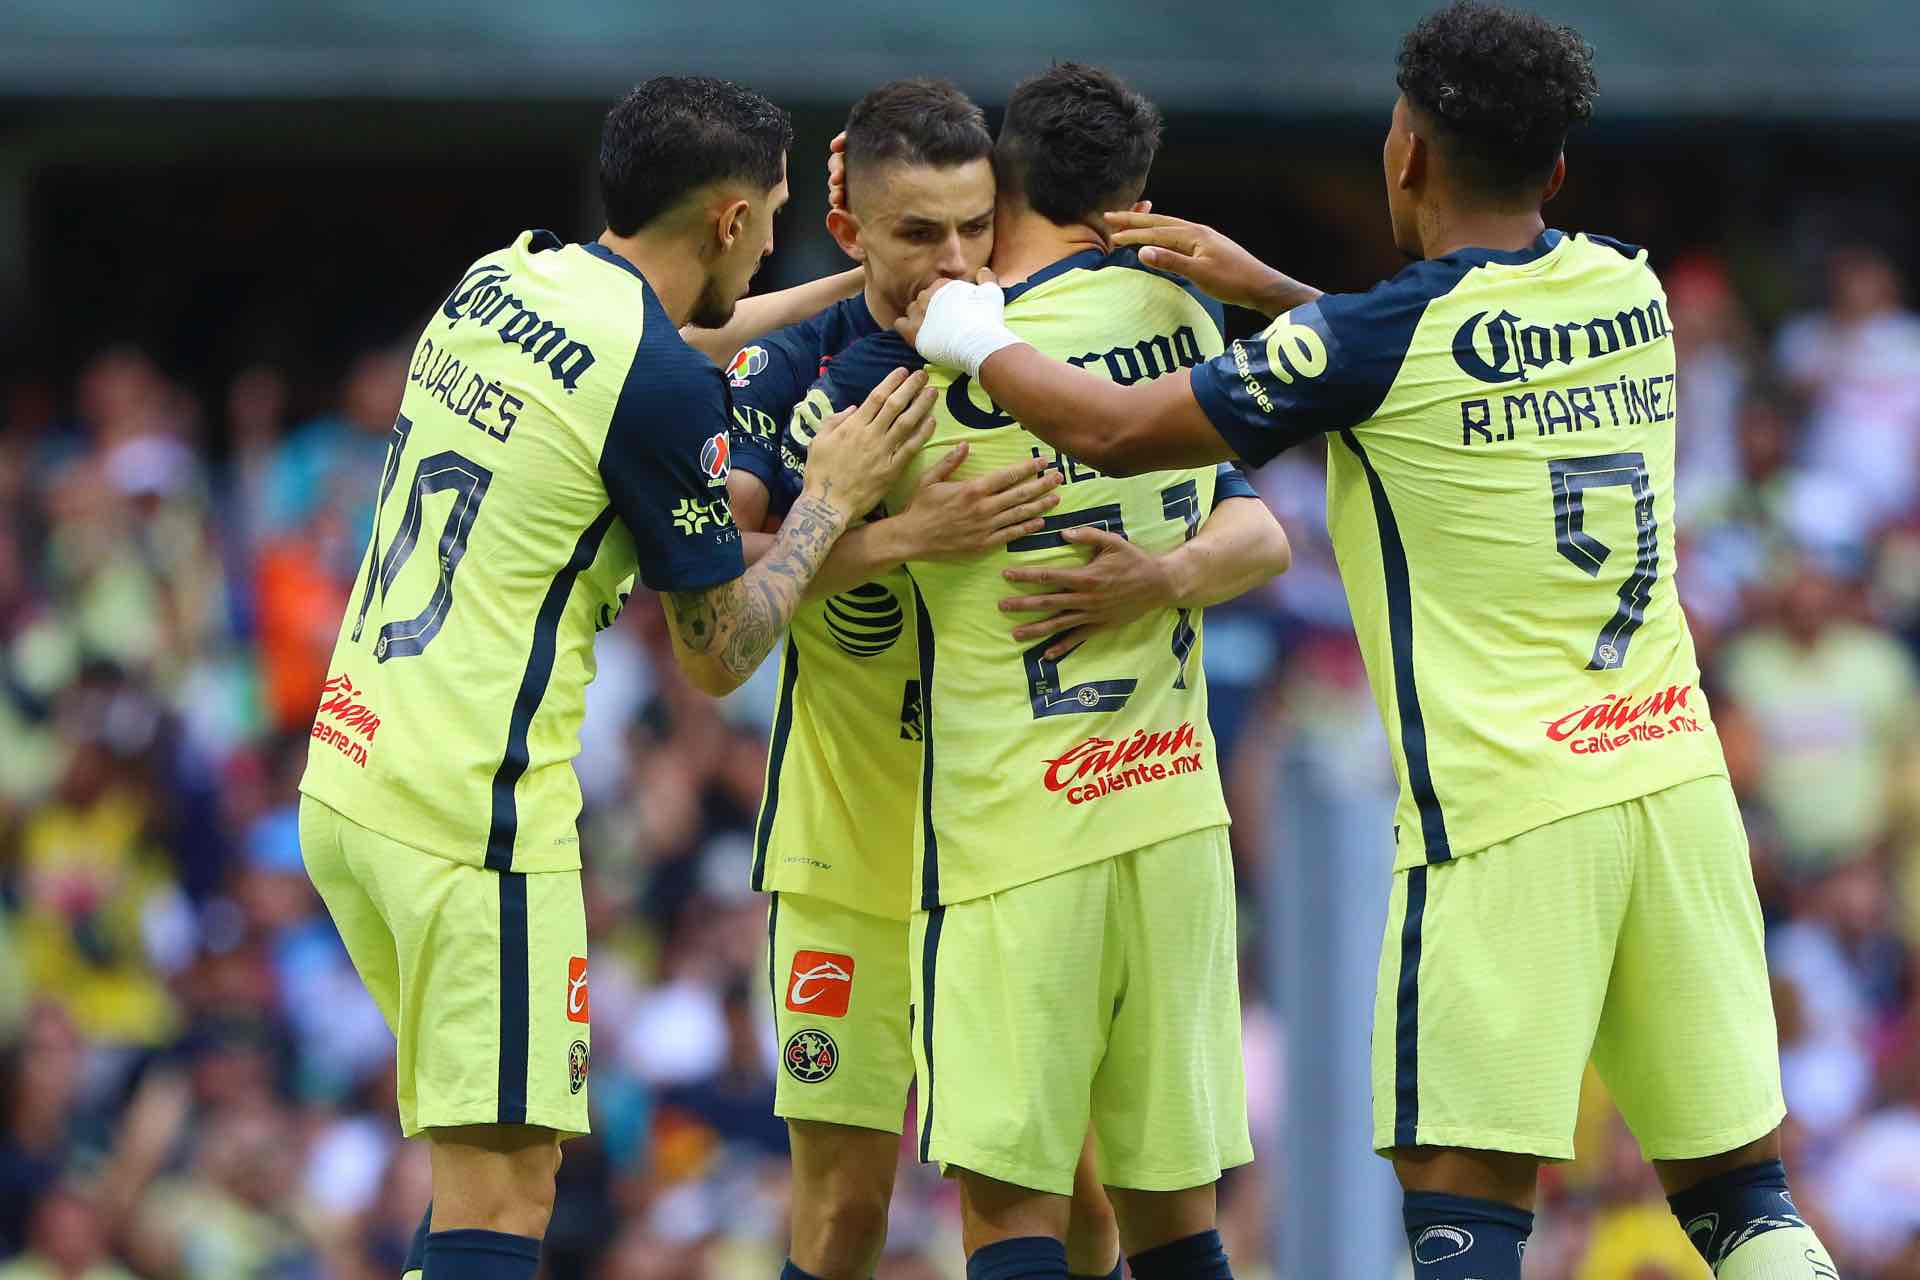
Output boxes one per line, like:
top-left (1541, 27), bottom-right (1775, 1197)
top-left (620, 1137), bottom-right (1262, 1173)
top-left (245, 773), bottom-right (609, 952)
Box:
top-left (920, 816), bottom-right (1233, 908)
top-left (637, 555), bottom-right (746, 594)
top-left (297, 784), bottom-right (584, 875)
top-left (1393, 765), bottom-right (1730, 871)
top-left (752, 880), bottom-right (911, 924)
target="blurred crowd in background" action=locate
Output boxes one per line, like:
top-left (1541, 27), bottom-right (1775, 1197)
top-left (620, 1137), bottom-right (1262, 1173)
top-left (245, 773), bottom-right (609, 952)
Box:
top-left (0, 227), bottom-right (1918, 1280)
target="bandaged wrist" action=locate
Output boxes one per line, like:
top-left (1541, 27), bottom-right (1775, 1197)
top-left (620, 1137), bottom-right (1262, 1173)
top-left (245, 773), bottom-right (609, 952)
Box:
top-left (914, 280), bottom-right (1023, 377)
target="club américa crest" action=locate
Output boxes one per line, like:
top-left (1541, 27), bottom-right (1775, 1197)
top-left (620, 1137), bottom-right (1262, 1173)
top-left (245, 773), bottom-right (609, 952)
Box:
top-left (568, 1040), bottom-right (590, 1094)
top-left (782, 1028), bottom-right (838, 1083)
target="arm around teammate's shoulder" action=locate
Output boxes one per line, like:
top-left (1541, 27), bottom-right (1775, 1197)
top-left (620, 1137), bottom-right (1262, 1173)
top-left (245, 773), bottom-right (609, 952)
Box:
top-left (661, 367), bottom-right (938, 695)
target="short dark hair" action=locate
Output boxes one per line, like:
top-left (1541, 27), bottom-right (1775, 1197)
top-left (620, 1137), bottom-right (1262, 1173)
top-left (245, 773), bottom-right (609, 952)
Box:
top-left (1396, 1), bottom-right (1597, 198)
top-left (994, 63), bottom-right (1162, 226)
top-left (843, 79), bottom-right (993, 205)
top-left (599, 75), bottom-right (794, 236)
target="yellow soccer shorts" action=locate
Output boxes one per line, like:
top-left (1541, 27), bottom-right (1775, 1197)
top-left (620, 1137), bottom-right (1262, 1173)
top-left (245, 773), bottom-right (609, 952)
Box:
top-left (766, 890), bottom-right (915, 1133)
top-left (911, 825), bottom-right (1252, 1195)
top-left (299, 796), bottom-right (591, 1139)
top-left (1371, 774), bottom-right (1785, 1161)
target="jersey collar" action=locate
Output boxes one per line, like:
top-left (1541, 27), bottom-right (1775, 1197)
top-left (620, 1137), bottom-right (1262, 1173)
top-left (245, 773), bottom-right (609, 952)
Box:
top-left (1001, 248), bottom-right (1109, 304)
top-left (580, 240), bottom-right (652, 285)
top-left (1441, 228), bottom-right (1565, 269)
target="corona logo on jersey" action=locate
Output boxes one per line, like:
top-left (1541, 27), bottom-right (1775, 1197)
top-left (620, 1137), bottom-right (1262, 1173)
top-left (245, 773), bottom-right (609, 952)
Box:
top-left (1544, 683), bottom-right (1705, 755)
top-left (725, 345), bottom-right (768, 387)
top-left (438, 263), bottom-right (598, 392)
top-left (566, 955), bottom-right (590, 1024)
top-left (1452, 298), bottom-right (1670, 385)
top-left (310, 674), bottom-right (381, 768)
top-left (823, 582), bottom-right (904, 658)
top-left (786, 950), bottom-right (854, 1017)
top-left (1041, 722), bottom-right (1205, 806)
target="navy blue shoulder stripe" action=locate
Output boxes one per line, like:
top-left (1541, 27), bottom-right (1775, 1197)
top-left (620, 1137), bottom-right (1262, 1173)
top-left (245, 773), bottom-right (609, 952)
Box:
top-left (1001, 248), bottom-right (1106, 304)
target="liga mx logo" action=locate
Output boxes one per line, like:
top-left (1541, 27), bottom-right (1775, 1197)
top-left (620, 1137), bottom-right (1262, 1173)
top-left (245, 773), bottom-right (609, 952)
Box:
top-left (824, 581), bottom-right (904, 658)
top-left (726, 345), bottom-right (768, 387)
top-left (783, 1029), bottom-right (838, 1083)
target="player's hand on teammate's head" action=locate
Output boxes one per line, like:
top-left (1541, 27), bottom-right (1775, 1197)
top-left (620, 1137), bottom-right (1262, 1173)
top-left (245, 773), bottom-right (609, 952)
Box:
top-left (801, 367), bottom-right (938, 519)
top-left (999, 524), bottom-right (1174, 661)
top-left (1104, 211), bottom-right (1279, 314)
top-left (898, 450), bottom-right (1063, 561)
top-left (827, 131), bottom-right (848, 215)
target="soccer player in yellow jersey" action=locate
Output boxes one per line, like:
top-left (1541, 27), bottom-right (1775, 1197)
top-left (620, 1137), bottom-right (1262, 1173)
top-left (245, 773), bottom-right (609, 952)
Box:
top-left (810, 65), bottom-right (1291, 1280)
top-left (729, 78), bottom-right (1287, 1280)
top-left (296, 77), bottom-right (940, 1280)
top-left (899, 6), bottom-right (1841, 1280)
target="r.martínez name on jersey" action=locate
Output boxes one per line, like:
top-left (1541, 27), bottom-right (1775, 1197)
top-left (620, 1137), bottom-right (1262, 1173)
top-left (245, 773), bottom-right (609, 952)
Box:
top-left (1188, 229), bottom-right (1727, 871)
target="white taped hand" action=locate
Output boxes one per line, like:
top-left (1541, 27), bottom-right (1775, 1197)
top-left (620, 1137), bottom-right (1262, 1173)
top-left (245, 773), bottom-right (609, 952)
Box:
top-left (912, 279), bottom-right (1023, 377)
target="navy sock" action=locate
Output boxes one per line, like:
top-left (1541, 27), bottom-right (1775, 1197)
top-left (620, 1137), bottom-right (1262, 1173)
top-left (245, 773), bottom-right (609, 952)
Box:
top-left (969, 1236), bottom-right (1068, 1280)
top-left (1068, 1260), bottom-right (1124, 1280)
top-left (422, 1229), bottom-right (541, 1280)
top-left (401, 1204), bottom-right (431, 1276)
top-left (1128, 1229), bottom-right (1231, 1280)
top-left (1667, 1159), bottom-right (1810, 1271)
top-left (1403, 1192), bottom-right (1532, 1280)
top-left (779, 1263), bottom-right (828, 1280)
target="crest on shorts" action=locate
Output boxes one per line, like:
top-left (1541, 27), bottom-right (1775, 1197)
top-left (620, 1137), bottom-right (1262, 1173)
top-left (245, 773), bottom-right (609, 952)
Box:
top-left (782, 1028), bottom-right (838, 1083)
top-left (568, 1039), bottom-right (590, 1094)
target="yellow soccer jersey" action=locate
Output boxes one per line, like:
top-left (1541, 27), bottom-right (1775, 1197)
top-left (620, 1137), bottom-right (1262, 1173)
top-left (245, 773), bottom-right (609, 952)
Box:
top-left (301, 230), bottom-right (746, 873)
top-left (1189, 230), bottom-right (1726, 869)
top-left (723, 295), bottom-right (920, 921)
top-left (808, 248), bottom-right (1236, 908)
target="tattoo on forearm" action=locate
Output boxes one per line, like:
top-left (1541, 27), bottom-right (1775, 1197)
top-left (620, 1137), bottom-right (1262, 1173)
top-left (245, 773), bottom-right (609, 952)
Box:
top-left (669, 494), bottom-right (847, 681)
top-left (666, 589), bottom-right (717, 653)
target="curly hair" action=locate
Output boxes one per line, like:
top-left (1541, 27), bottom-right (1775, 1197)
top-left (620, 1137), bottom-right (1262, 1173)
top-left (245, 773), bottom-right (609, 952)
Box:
top-left (1396, 1), bottom-right (1597, 197)
top-left (599, 76), bottom-right (793, 236)
top-left (995, 63), bottom-right (1163, 226)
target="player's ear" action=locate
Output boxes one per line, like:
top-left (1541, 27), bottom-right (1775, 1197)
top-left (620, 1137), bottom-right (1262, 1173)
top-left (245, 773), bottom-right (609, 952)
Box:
top-left (825, 207), bottom-right (867, 264)
top-left (715, 197), bottom-right (752, 253)
top-left (1541, 152), bottom-right (1568, 205)
top-left (1398, 131), bottom-right (1425, 193)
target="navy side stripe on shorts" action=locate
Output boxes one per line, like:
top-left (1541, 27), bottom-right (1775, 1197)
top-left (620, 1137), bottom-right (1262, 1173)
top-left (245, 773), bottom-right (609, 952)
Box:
top-left (1393, 864), bottom-right (1428, 1148)
top-left (498, 870), bottom-right (530, 1126)
top-left (917, 905), bottom-right (946, 1163)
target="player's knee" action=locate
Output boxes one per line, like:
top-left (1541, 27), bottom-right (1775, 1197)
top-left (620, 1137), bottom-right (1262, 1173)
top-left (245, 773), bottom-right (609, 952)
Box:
top-left (796, 1184), bottom-right (891, 1275)
top-left (429, 1127), bottom-right (563, 1236)
top-left (1064, 1192), bottom-right (1119, 1272)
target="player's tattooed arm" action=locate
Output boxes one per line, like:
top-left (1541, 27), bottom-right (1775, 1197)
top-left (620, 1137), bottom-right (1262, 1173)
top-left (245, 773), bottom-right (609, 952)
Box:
top-left (661, 369), bottom-right (938, 696)
top-left (665, 492), bottom-right (847, 689)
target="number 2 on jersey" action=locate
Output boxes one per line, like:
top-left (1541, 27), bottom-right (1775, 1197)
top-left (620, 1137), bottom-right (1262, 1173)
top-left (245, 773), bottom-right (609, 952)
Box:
top-left (1005, 481), bottom-right (1203, 718)
top-left (351, 413), bottom-right (494, 661)
top-left (1548, 452), bottom-right (1658, 671)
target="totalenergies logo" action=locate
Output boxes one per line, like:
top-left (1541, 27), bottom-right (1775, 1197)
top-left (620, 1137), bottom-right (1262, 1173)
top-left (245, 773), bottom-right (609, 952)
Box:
top-left (1042, 723), bottom-right (1204, 805)
top-left (1545, 683), bottom-right (1704, 755)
